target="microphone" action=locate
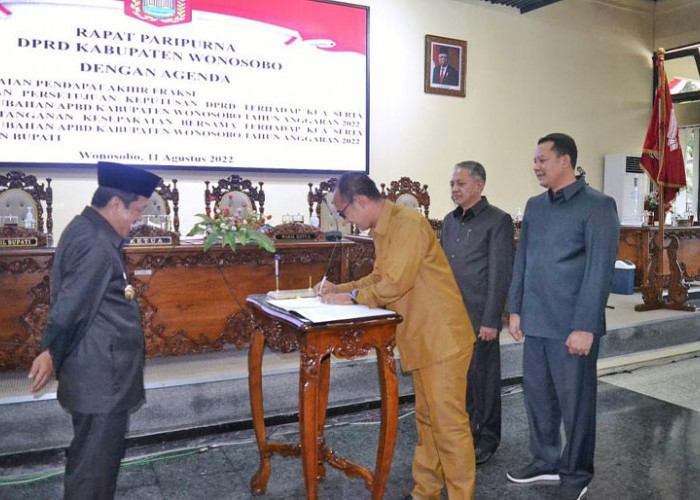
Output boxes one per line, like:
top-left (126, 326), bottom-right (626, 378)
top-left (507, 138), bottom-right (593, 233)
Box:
top-left (322, 196), bottom-right (343, 242)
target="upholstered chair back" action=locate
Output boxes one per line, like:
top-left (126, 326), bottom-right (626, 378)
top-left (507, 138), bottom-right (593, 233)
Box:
top-left (0, 189), bottom-right (39, 229)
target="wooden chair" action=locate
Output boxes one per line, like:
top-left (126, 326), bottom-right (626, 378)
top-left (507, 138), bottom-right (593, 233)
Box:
top-left (205, 175), bottom-right (265, 216)
top-left (142, 179), bottom-right (180, 234)
top-left (380, 176), bottom-right (431, 218)
top-left (128, 179), bottom-right (180, 244)
top-left (307, 177), bottom-right (353, 236)
top-left (429, 218), bottom-right (444, 240)
top-left (0, 170), bottom-right (53, 246)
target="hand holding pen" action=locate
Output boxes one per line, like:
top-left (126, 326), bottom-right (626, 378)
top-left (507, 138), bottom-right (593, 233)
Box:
top-left (313, 277), bottom-right (336, 296)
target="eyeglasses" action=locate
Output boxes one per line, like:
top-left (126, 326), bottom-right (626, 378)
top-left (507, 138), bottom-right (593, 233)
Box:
top-left (337, 198), bottom-right (354, 219)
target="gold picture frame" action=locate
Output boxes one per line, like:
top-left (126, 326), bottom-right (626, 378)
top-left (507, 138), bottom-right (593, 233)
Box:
top-left (424, 34), bottom-right (467, 97)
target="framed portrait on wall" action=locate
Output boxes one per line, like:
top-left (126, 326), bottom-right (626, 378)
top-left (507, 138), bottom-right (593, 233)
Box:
top-left (424, 35), bottom-right (467, 97)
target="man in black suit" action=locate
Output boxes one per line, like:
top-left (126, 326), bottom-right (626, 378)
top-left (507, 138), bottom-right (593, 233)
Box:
top-left (432, 46), bottom-right (459, 86)
top-left (29, 161), bottom-right (161, 500)
top-left (441, 161), bottom-right (514, 466)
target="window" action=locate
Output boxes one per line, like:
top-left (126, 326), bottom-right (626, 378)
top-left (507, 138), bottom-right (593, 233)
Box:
top-left (671, 127), bottom-right (699, 220)
top-left (659, 43), bottom-right (700, 104)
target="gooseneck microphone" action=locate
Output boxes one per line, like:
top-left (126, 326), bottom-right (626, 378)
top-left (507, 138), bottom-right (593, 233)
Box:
top-left (318, 196), bottom-right (344, 292)
top-left (320, 226), bottom-right (342, 291)
top-left (322, 196), bottom-right (343, 242)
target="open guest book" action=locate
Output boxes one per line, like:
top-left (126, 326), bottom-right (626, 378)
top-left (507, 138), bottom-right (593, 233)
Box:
top-left (266, 296), bottom-right (395, 323)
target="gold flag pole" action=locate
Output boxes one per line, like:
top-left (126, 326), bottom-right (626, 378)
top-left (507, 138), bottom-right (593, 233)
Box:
top-left (637, 48), bottom-right (667, 311)
top-left (657, 48), bottom-right (666, 296)
top-left (636, 48), bottom-right (694, 312)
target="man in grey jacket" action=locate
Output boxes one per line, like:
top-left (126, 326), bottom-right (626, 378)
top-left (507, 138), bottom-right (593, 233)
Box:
top-left (506, 133), bottom-right (619, 500)
top-left (29, 161), bottom-right (160, 500)
top-left (441, 161), bottom-right (514, 465)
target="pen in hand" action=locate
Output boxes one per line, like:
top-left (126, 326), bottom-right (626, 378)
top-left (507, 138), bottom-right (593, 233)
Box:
top-left (319, 275), bottom-right (327, 295)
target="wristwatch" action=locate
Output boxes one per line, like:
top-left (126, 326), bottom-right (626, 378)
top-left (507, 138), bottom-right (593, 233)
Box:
top-left (349, 288), bottom-right (359, 304)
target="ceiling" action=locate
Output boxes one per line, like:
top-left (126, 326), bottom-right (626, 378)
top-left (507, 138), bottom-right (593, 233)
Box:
top-left (478, 0), bottom-right (563, 14)
top-left (479, 0), bottom-right (665, 13)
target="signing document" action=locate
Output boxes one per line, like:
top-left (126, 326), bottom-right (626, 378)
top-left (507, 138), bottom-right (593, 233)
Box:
top-left (267, 297), bottom-right (395, 324)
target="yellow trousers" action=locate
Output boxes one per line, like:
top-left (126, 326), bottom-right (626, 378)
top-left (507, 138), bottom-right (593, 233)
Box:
top-left (411, 349), bottom-right (476, 500)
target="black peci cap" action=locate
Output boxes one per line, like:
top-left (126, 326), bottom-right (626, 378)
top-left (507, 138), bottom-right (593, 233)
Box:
top-left (97, 162), bottom-right (161, 198)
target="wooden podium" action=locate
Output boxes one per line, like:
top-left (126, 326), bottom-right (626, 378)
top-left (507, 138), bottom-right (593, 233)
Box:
top-left (245, 295), bottom-right (403, 500)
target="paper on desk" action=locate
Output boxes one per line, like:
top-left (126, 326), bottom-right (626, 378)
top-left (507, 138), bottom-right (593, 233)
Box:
top-left (267, 297), bottom-right (395, 323)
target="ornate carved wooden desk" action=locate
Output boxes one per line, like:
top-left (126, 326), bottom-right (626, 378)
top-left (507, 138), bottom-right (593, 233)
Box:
top-left (245, 294), bottom-right (403, 500)
top-left (0, 239), bottom-right (376, 371)
top-left (618, 226), bottom-right (700, 287)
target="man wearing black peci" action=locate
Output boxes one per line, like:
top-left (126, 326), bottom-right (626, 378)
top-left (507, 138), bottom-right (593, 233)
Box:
top-left (29, 161), bottom-right (161, 500)
top-left (432, 45), bottom-right (459, 86)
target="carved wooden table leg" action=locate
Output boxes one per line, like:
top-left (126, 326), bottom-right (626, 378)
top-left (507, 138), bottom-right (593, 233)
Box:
top-left (248, 328), bottom-right (270, 495)
top-left (372, 343), bottom-right (399, 500)
top-left (316, 354), bottom-right (331, 480)
top-left (245, 295), bottom-right (402, 499)
top-left (299, 349), bottom-right (322, 500)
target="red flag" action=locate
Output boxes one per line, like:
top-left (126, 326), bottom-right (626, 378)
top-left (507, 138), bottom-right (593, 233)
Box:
top-left (640, 66), bottom-right (686, 204)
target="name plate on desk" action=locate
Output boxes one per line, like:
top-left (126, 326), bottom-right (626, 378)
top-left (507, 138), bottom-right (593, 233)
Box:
top-left (124, 236), bottom-right (173, 246)
top-left (274, 233), bottom-right (318, 241)
top-left (0, 237), bottom-right (38, 247)
top-left (270, 222), bottom-right (322, 242)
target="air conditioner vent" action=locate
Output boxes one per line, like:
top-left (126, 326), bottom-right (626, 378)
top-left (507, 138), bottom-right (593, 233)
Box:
top-left (625, 156), bottom-right (642, 174)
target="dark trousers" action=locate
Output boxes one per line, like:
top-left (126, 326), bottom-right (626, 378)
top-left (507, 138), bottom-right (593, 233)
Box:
top-left (523, 335), bottom-right (599, 488)
top-left (466, 336), bottom-right (501, 451)
top-left (65, 411), bottom-right (129, 500)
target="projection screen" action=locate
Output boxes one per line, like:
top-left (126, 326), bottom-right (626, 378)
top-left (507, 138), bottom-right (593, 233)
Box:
top-left (0, 0), bottom-right (369, 173)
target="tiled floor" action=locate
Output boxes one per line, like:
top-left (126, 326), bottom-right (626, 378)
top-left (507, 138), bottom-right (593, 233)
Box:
top-left (3, 356), bottom-right (700, 499)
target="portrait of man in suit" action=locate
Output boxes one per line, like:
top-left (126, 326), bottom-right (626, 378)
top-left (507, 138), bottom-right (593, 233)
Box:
top-left (425, 36), bottom-right (467, 97)
top-left (432, 45), bottom-right (459, 86)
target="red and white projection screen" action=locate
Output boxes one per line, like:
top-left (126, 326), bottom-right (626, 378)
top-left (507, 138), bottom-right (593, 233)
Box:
top-left (0, 0), bottom-right (369, 172)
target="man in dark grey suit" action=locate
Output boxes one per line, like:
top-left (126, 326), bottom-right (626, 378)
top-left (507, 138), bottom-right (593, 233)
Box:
top-left (29, 161), bottom-right (160, 500)
top-left (506, 133), bottom-right (619, 500)
top-left (441, 161), bottom-right (514, 466)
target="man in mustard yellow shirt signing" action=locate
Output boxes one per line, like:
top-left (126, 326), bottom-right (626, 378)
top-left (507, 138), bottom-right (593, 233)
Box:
top-left (317, 172), bottom-right (476, 500)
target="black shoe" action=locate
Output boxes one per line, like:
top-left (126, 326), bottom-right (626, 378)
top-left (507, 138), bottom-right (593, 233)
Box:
top-left (475, 445), bottom-right (496, 465)
top-left (556, 483), bottom-right (588, 500)
top-left (506, 462), bottom-right (560, 484)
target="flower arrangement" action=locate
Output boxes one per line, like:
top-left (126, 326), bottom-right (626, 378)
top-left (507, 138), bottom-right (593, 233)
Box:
top-left (188, 203), bottom-right (275, 253)
top-left (644, 190), bottom-right (659, 212)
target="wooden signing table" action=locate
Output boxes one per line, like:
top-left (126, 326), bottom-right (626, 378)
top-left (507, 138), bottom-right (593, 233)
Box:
top-left (246, 294), bottom-right (403, 500)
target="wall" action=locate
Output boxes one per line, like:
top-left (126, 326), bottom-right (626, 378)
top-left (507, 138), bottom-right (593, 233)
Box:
top-left (10, 0), bottom-right (657, 241)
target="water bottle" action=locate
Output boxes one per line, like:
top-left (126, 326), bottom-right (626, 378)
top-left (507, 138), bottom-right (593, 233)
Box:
top-left (24, 206), bottom-right (36, 230)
